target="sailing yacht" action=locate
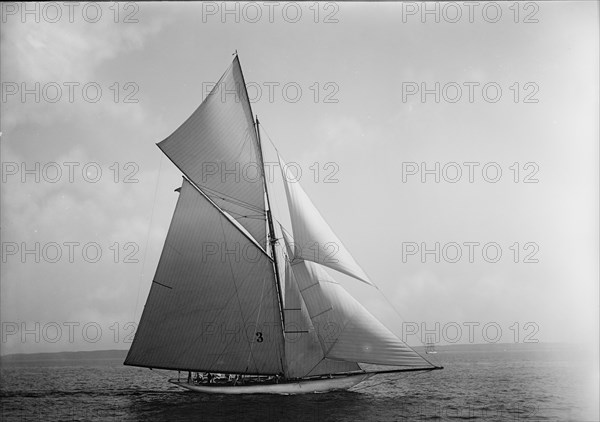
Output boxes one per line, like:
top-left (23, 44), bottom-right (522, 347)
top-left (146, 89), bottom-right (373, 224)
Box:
top-left (124, 55), bottom-right (442, 394)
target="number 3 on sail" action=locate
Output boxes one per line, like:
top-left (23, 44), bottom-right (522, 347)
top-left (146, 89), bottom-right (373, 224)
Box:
top-left (124, 54), bottom-right (442, 394)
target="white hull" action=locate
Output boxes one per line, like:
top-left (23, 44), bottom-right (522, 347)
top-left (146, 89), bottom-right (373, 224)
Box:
top-left (169, 373), bottom-right (374, 395)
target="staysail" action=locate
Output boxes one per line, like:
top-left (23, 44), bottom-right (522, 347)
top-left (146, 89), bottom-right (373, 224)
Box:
top-left (282, 231), bottom-right (429, 368)
top-left (278, 155), bottom-right (373, 285)
top-left (157, 56), bottom-right (267, 249)
top-left (283, 254), bottom-right (361, 378)
top-left (125, 179), bottom-right (284, 374)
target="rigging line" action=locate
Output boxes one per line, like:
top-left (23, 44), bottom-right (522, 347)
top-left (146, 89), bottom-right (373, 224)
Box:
top-left (255, 118), bottom-right (286, 334)
top-left (201, 185), bottom-right (265, 213)
top-left (235, 54), bottom-right (258, 126)
top-left (152, 154), bottom-right (263, 214)
top-left (300, 356), bottom-right (345, 380)
top-left (156, 144), bottom-right (269, 238)
top-left (233, 216), bottom-right (268, 224)
top-left (173, 171), bottom-right (272, 260)
top-left (376, 288), bottom-right (440, 368)
top-left (225, 209), bottom-right (266, 220)
top-left (257, 122), bottom-right (281, 156)
top-left (279, 223), bottom-right (294, 240)
top-left (255, 120), bottom-right (291, 244)
top-left (251, 122), bottom-right (286, 230)
top-left (133, 154), bottom-right (163, 322)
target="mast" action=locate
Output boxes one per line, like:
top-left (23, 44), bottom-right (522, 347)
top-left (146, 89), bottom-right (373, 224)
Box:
top-left (255, 117), bottom-right (286, 332)
top-left (234, 54), bottom-right (286, 374)
top-left (233, 52), bottom-right (285, 342)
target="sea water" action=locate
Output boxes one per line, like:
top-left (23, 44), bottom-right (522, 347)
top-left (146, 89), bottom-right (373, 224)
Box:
top-left (1, 343), bottom-right (597, 421)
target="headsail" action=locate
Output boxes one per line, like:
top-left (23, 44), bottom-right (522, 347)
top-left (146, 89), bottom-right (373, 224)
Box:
top-left (282, 231), bottom-right (431, 368)
top-left (125, 179), bottom-right (284, 374)
top-left (283, 254), bottom-right (361, 378)
top-left (278, 155), bottom-right (373, 285)
top-left (158, 57), bottom-right (267, 248)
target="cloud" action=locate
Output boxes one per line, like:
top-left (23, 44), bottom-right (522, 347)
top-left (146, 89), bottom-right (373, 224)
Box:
top-left (0, 9), bottom-right (180, 354)
top-left (2, 7), bottom-right (167, 81)
top-left (0, 4), bottom-right (171, 132)
top-left (0, 140), bottom-right (177, 354)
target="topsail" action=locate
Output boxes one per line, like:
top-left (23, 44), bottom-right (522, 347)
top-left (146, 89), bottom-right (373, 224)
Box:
top-left (157, 57), bottom-right (268, 249)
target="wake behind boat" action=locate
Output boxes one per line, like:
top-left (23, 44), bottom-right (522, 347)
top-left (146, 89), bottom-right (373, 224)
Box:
top-left (124, 54), bottom-right (442, 394)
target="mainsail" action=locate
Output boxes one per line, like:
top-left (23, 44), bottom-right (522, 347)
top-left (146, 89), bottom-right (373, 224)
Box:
top-left (125, 179), bottom-right (284, 374)
top-left (126, 55), bottom-right (438, 385)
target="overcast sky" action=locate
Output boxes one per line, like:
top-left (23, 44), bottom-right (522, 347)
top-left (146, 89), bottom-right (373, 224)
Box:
top-left (1, 2), bottom-right (598, 355)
